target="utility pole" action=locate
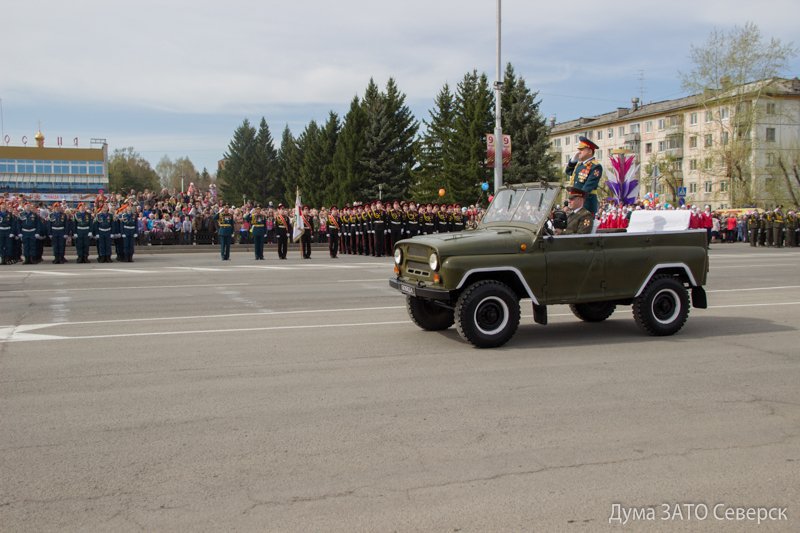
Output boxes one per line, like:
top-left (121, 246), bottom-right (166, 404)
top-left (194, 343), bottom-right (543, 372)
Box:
top-left (493, 0), bottom-right (504, 194)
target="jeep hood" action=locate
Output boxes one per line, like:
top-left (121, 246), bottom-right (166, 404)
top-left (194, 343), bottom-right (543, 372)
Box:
top-left (404, 227), bottom-right (535, 256)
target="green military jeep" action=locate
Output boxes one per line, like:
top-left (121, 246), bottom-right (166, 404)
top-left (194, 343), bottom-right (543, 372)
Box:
top-left (389, 183), bottom-right (709, 348)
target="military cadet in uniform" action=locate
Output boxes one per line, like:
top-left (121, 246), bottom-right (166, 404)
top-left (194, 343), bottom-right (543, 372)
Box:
top-left (93, 204), bottom-right (114, 262)
top-left (72, 202), bottom-right (93, 263)
top-left (274, 204), bottom-right (291, 259)
top-left (339, 207), bottom-right (351, 254)
top-left (120, 205), bottom-right (138, 262)
top-left (326, 206), bottom-right (341, 258)
top-left (388, 201), bottom-right (405, 248)
top-left (421, 204), bottom-right (435, 234)
top-left (246, 206), bottom-right (267, 260)
top-left (557, 189), bottom-right (594, 235)
top-left (0, 200), bottom-right (15, 265)
top-left (772, 207), bottom-right (785, 248)
top-left (214, 206), bottom-right (234, 260)
top-left (405, 203), bottom-right (419, 238)
top-left (765, 211), bottom-right (774, 247)
top-left (19, 203), bottom-right (43, 264)
top-left (371, 200), bottom-right (386, 257)
top-left (299, 205), bottom-right (312, 259)
top-left (452, 204), bottom-right (466, 232)
top-left (565, 136), bottom-right (603, 216)
top-left (747, 212), bottom-right (759, 247)
top-left (786, 210), bottom-right (798, 247)
top-left (48, 203), bottom-right (70, 263)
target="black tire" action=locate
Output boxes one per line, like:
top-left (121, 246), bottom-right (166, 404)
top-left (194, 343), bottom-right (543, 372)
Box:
top-left (455, 280), bottom-right (520, 348)
top-left (569, 302), bottom-right (616, 322)
top-left (406, 296), bottom-right (454, 331)
top-left (632, 275), bottom-right (690, 336)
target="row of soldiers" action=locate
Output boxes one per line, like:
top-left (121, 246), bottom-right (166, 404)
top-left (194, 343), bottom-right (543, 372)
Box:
top-left (745, 209), bottom-right (799, 248)
top-left (0, 201), bottom-right (140, 265)
top-left (326, 201), bottom-right (469, 258)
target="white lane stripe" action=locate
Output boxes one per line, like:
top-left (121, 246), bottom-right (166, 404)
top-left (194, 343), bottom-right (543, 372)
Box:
top-left (9, 270), bottom-right (77, 276)
top-left (711, 253), bottom-right (800, 259)
top-left (94, 268), bottom-right (156, 274)
top-left (707, 285), bottom-right (800, 293)
top-left (0, 305), bottom-right (406, 329)
top-left (1, 283), bottom-right (250, 294)
top-left (713, 264), bottom-right (794, 269)
top-left (708, 301), bottom-right (800, 309)
top-left (337, 279), bottom-right (389, 283)
top-left (0, 320), bottom-right (410, 343)
top-left (166, 267), bottom-right (226, 272)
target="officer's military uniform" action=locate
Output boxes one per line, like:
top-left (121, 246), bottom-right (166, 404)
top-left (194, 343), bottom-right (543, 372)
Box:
top-left (47, 206), bottom-right (70, 263)
top-left (299, 208), bottom-right (312, 259)
top-left (786, 212), bottom-right (798, 247)
top-left (120, 209), bottom-right (138, 262)
top-left (388, 207), bottom-right (405, 248)
top-left (371, 205), bottom-right (386, 257)
top-left (215, 210), bottom-right (234, 260)
top-left (772, 209), bottom-right (785, 248)
top-left (747, 214), bottom-right (759, 247)
top-left (246, 210), bottom-right (267, 260)
top-left (274, 208), bottom-right (291, 259)
top-left (765, 213), bottom-right (774, 247)
top-left (0, 203), bottom-right (16, 265)
top-left (93, 209), bottom-right (114, 262)
top-left (405, 208), bottom-right (419, 238)
top-left (565, 136), bottom-right (603, 215)
top-left (73, 208), bottom-right (93, 263)
top-left (327, 209), bottom-right (340, 258)
top-left (18, 207), bottom-right (42, 264)
top-left (421, 208), bottom-right (435, 235)
top-left (562, 208), bottom-right (594, 235)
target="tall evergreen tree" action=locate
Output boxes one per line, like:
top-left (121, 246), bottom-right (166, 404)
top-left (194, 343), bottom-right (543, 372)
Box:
top-left (450, 70), bottom-right (494, 204)
top-left (254, 117), bottom-right (280, 205)
top-left (414, 84), bottom-right (457, 202)
top-left (219, 119), bottom-right (258, 205)
top-left (318, 112), bottom-right (340, 205)
top-left (298, 121), bottom-right (324, 207)
top-left (331, 96), bottom-right (368, 206)
top-left (277, 125), bottom-right (303, 206)
top-left (500, 64), bottom-right (555, 182)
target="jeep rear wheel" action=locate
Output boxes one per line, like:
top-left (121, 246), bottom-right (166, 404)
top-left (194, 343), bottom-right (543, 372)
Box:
top-left (633, 275), bottom-right (689, 336)
top-left (455, 281), bottom-right (520, 348)
top-left (569, 302), bottom-right (616, 322)
top-left (406, 296), bottom-right (454, 331)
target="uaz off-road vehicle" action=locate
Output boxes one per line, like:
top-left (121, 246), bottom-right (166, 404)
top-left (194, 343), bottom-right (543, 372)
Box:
top-left (389, 183), bottom-right (709, 348)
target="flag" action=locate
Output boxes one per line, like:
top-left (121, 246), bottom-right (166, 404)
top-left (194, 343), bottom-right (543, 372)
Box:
top-left (292, 188), bottom-right (304, 242)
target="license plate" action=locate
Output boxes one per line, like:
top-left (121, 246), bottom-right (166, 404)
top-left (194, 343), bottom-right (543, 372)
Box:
top-left (400, 283), bottom-right (416, 296)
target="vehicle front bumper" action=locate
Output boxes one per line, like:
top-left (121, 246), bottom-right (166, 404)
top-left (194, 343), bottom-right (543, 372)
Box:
top-left (389, 277), bottom-right (455, 302)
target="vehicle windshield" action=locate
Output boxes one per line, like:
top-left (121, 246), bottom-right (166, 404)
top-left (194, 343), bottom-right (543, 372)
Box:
top-left (480, 187), bottom-right (558, 228)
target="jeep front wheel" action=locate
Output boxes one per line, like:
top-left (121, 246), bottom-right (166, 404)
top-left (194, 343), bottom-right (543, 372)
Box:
top-left (455, 281), bottom-right (520, 348)
top-left (570, 301), bottom-right (616, 322)
top-left (406, 296), bottom-right (454, 331)
top-left (632, 275), bottom-right (689, 336)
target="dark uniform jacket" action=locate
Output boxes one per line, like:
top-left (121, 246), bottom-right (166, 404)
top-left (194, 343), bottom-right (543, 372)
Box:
top-left (563, 208), bottom-right (594, 234)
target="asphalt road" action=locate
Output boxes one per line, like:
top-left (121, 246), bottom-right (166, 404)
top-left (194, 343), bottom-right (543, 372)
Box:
top-left (1, 245), bottom-right (798, 532)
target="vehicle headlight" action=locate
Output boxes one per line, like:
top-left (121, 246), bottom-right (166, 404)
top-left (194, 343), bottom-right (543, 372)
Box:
top-left (394, 248), bottom-right (403, 265)
top-left (428, 252), bottom-right (439, 271)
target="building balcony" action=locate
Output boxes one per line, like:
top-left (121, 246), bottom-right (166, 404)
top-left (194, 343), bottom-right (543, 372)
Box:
top-left (624, 132), bottom-right (640, 143)
top-left (664, 147), bottom-right (683, 158)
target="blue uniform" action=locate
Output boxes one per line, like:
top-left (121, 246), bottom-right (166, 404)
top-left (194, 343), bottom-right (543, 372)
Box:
top-left (47, 211), bottom-right (70, 263)
top-left (93, 212), bottom-right (114, 261)
top-left (215, 212), bottom-right (234, 260)
top-left (120, 212), bottom-right (137, 262)
top-left (0, 209), bottom-right (16, 264)
top-left (246, 213), bottom-right (267, 260)
top-left (565, 156), bottom-right (603, 215)
top-left (73, 211), bottom-right (93, 262)
top-left (18, 210), bottom-right (42, 263)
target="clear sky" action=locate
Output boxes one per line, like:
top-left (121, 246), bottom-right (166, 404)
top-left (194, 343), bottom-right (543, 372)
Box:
top-left (2, 0), bottom-right (798, 175)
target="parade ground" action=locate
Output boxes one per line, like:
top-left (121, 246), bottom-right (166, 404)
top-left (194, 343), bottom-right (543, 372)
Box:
top-left (1, 246), bottom-right (798, 531)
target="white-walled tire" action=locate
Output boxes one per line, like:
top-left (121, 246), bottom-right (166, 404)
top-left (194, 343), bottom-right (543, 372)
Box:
top-left (633, 275), bottom-right (689, 336)
top-left (455, 281), bottom-right (520, 348)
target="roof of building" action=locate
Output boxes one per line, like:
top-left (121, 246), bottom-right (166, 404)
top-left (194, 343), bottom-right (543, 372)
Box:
top-left (550, 77), bottom-right (800, 134)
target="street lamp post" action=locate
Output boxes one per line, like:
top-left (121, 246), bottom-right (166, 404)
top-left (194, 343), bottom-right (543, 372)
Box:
top-left (493, 0), bottom-right (504, 194)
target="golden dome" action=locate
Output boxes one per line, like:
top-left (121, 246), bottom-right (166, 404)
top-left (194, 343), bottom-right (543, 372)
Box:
top-left (34, 130), bottom-right (45, 141)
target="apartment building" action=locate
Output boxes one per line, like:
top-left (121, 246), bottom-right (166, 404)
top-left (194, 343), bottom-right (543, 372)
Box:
top-left (547, 77), bottom-right (800, 209)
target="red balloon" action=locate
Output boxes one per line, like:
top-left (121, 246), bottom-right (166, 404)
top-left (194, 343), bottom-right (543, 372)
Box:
top-left (488, 194), bottom-right (494, 202)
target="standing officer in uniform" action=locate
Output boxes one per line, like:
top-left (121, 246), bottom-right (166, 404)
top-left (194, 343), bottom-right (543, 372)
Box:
top-left (786, 210), bottom-right (798, 247)
top-left (371, 200), bottom-right (386, 257)
top-left (772, 207), bottom-right (785, 248)
top-left (327, 206), bottom-right (341, 258)
top-left (48, 203), bottom-right (69, 264)
top-left (215, 206), bottom-right (234, 260)
top-left (565, 136), bottom-right (603, 216)
top-left (120, 204), bottom-right (138, 262)
top-left (246, 206), bottom-right (267, 260)
top-left (405, 203), bottom-right (419, 237)
top-left (274, 204), bottom-right (291, 259)
top-left (72, 202), bottom-right (93, 263)
top-left (0, 200), bottom-right (15, 265)
top-left (19, 203), bottom-right (43, 264)
top-left (93, 204), bottom-right (114, 263)
top-left (747, 212), bottom-right (759, 247)
top-left (388, 201), bottom-right (405, 247)
top-left (299, 205), bottom-right (312, 259)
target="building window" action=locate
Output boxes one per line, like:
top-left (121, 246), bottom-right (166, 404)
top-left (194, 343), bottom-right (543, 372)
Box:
top-left (767, 153), bottom-right (776, 166)
top-left (689, 136), bottom-right (698, 149)
top-left (657, 118), bottom-right (665, 130)
top-left (689, 112), bottom-right (698, 125)
top-left (608, 128), bottom-right (614, 138)
top-left (720, 181), bottom-right (729, 192)
top-left (553, 138), bottom-right (561, 147)
top-left (704, 158), bottom-right (712, 170)
top-left (704, 134), bottom-right (713, 147)
top-left (704, 181), bottom-right (713, 193)
top-left (565, 136), bottom-right (570, 145)
top-left (689, 159), bottom-right (698, 170)
top-left (657, 141), bottom-right (665, 152)
top-left (645, 121), bottom-right (653, 133)
top-left (766, 102), bottom-right (776, 115)
top-left (587, 130), bottom-right (593, 140)
top-left (689, 183), bottom-right (697, 193)
top-left (766, 127), bottom-right (776, 142)
top-left (597, 130), bottom-right (603, 140)
top-left (705, 110), bottom-right (712, 123)
top-left (596, 149), bottom-right (602, 160)
top-left (645, 143), bottom-right (653, 154)
top-left (722, 131), bottom-right (729, 145)
top-left (630, 123), bottom-right (640, 134)
top-left (618, 126), bottom-right (625, 136)
top-left (720, 107), bottom-right (729, 120)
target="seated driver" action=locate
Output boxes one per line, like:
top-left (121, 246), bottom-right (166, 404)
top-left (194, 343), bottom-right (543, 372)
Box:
top-left (556, 189), bottom-right (594, 235)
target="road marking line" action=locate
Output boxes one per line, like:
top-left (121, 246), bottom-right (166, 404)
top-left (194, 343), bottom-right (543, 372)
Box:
top-left (0, 320), bottom-right (410, 343)
top-left (94, 268), bottom-right (156, 274)
top-left (8, 270), bottom-right (77, 276)
top-left (708, 301), bottom-right (800, 309)
top-left (0, 283), bottom-right (250, 294)
top-left (713, 264), bottom-right (794, 269)
top-left (166, 267), bottom-right (226, 272)
top-left (707, 286), bottom-right (800, 293)
top-left (337, 279), bottom-right (389, 283)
